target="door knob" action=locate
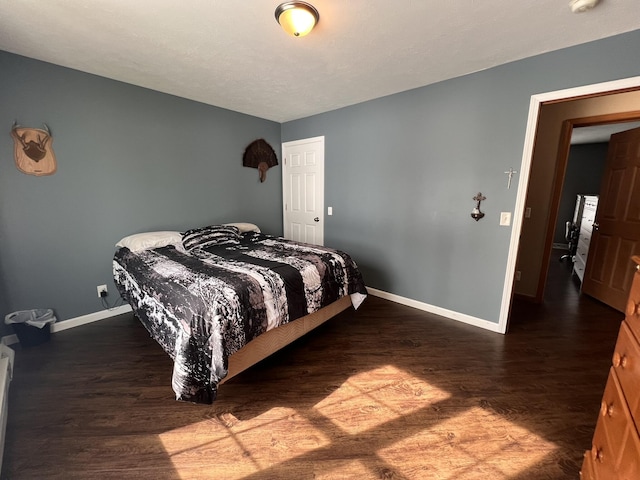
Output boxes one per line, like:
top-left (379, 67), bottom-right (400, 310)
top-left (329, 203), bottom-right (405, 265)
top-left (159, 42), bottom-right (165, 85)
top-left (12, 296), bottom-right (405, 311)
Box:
top-left (314, 217), bottom-right (319, 222)
top-left (592, 222), bottom-right (599, 231)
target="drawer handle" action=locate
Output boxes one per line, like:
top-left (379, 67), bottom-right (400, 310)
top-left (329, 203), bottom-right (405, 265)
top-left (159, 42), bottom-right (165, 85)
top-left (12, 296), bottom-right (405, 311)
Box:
top-left (612, 352), bottom-right (628, 369)
top-left (626, 300), bottom-right (640, 316)
top-left (600, 400), bottom-right (614, 418)
top-left (591, 445), bottom-right (604, 463)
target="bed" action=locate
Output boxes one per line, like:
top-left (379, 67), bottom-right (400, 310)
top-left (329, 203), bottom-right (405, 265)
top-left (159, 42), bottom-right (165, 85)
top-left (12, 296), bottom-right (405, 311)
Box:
top-left (112, 223), bottom-right (367, 404)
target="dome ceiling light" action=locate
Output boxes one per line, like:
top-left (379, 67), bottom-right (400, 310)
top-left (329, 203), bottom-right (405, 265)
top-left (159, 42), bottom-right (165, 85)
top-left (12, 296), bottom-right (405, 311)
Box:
top-left (275, 2), bottom-right (319, 37)
top-left (569, 0), bottom-right (599, 13)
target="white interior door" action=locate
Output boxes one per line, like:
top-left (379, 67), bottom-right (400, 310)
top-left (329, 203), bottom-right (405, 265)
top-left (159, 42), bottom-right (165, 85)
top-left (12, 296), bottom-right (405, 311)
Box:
top-left (282, 136), bottom-right (325, 245)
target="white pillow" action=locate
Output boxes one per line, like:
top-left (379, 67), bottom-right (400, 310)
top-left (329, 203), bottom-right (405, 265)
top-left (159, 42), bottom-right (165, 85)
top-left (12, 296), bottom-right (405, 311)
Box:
top-left (223, 222), bottom-right (261, 233)
top-left (115, 231), bottom-right (182, 252)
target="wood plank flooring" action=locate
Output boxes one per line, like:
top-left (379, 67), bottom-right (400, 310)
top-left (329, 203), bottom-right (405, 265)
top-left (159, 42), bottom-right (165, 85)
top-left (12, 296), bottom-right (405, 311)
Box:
top-left (2, 253), bottom-right (623, 479)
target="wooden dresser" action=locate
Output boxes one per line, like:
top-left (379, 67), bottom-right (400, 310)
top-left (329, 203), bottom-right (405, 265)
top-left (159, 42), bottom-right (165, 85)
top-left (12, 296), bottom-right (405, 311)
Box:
top-left (581, 256), bottom-right (640, 479)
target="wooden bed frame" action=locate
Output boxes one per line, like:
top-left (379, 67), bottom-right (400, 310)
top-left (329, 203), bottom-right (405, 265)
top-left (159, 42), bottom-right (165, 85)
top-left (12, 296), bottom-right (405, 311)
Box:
top-left (219, 295), bottom-right (353, 384)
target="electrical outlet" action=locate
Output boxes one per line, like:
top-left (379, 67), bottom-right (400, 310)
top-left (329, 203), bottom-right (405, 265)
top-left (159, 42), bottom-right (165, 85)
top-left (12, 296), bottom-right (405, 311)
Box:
top-left (97, 284), bottom-right (108, 298)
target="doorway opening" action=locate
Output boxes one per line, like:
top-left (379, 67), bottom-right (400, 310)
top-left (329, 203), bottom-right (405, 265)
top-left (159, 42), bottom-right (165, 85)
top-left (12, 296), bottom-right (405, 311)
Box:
top-left (500, 76), bottom-right (640, 333)
top-left (549, 121), bottom-right (640, 305)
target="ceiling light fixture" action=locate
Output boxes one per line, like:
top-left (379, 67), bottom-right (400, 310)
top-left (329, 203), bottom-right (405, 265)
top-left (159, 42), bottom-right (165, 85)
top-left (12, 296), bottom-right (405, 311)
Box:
top-left (275, 2), bottom-right (319, 37)
top-left (569, 0), bottom-right (599, 13)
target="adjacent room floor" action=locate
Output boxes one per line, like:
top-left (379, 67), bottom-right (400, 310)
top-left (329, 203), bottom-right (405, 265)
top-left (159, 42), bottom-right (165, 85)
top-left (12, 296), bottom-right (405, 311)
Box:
top-left (2, 251), bottom-right (622, 479)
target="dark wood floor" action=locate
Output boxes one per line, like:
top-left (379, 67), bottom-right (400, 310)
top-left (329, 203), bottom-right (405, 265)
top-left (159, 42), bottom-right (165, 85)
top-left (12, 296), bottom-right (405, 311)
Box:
top-left (2, 252), bottom-right (623, 479)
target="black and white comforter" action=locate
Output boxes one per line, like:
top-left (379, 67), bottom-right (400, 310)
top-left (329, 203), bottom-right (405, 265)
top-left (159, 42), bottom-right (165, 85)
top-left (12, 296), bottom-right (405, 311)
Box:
top-left (113, 232), bottom-right (367, 404)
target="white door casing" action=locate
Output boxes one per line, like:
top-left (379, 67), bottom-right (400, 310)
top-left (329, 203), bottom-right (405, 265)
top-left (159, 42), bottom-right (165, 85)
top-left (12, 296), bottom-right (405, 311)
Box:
top-left (282, 136), bottom-right (325, 245)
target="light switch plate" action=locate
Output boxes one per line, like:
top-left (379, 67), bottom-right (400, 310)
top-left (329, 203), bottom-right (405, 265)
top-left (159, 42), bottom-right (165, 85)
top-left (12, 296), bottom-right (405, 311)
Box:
top-left (500, 212), bottom-right (511, 226)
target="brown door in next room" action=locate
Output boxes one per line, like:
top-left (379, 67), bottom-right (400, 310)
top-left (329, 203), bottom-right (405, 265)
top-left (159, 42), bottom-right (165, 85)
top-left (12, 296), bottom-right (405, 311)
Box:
top-left (582, 126), bottom-right (640, 312)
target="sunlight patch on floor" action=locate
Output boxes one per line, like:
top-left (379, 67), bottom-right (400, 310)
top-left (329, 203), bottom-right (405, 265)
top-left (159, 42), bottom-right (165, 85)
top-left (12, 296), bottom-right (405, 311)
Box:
top-left (377, 406), bottom-right (560, 479)
top-left (157, 366), bottom-right (558, 479)
top-left (313, 364), bottom-right (451, 435)
top-left (157, 407), bottom-right (331, 479)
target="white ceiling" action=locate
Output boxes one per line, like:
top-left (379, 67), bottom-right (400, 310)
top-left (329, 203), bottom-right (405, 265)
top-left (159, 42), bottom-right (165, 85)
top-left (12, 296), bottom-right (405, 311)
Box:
top-left (571, 122), bottom-right (640, 144)
top-left (0, 1), bottom-right (639, 123)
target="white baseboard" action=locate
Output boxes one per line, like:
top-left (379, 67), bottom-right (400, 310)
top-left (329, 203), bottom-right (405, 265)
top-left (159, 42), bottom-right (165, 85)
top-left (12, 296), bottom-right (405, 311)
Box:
top-left (2, 288), bottom-right (501, 346)
top-left (1, 305), bottom-right (132, 346)
top-left (366, 287), bottom-right (503, 334)
top-left (51, 305), bottom-right (132, 333)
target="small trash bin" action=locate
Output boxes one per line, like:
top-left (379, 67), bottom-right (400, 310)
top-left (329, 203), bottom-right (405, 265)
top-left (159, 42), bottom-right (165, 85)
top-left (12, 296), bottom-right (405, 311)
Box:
top-left (5, 309), bottom-right (57, 347)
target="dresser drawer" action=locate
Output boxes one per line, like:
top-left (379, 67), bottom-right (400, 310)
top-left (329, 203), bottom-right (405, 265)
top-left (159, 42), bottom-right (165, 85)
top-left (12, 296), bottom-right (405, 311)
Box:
top-left (599, 370), bottom-right (629, 454)
top-left (574, 257), bottom-right (586, 282)
top-left (581, 213), bottom-right (596, 232)
top-left (591, 368), bottom-right (640, 478)
top-left (575, 237), bottom-right (589, 272)
top-left (618, 426), bottom-right (640, 480)
top-left (590, 370), bottom-right (625, 477)
top-left (580, 226), bottom-right (593, 241)
top-left (612, 322), bottom-right (640, 431)
top-left (583, 197), bottom-right (598, 217)
top-left (625, 268), bottom-right (640, 343)
top-left (580, 450), bottom-right (597, 480)
top-left (576, 239), bottom-right (590, 263)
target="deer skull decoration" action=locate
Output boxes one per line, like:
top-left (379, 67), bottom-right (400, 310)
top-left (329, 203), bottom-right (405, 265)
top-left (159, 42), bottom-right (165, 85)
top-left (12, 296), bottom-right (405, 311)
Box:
top-left (10, 122), bottom-right (57, 176)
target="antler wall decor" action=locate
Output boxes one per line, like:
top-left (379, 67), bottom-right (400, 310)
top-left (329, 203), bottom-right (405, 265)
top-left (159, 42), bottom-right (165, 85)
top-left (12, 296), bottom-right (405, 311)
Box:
top-left (10, 122), bottom-right (57, 176)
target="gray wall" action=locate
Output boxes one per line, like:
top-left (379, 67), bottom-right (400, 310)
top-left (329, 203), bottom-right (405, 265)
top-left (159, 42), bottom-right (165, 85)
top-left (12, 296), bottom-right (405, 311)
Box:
top-left (0, 51), bottom-right (281, 334)
top-left (283, 30), bottom-right (640, 323)
top-left (553, 143), bottom-right (608, 245)
top-left (2, 30), bottom-right (640, 334)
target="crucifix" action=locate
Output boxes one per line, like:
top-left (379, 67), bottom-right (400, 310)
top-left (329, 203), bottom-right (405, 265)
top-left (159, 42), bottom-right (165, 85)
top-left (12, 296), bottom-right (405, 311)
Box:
top-left (504, 167), bottom-right (517, 189)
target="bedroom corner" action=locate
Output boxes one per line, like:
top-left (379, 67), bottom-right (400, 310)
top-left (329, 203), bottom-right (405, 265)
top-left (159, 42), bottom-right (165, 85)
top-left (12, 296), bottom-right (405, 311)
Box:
top-left (0, 50), bottom-right (282, 334)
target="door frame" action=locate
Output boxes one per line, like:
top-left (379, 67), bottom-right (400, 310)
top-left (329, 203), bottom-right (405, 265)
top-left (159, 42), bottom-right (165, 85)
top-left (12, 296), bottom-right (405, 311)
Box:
top-left (499, 76), bottom-right (640, 334)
